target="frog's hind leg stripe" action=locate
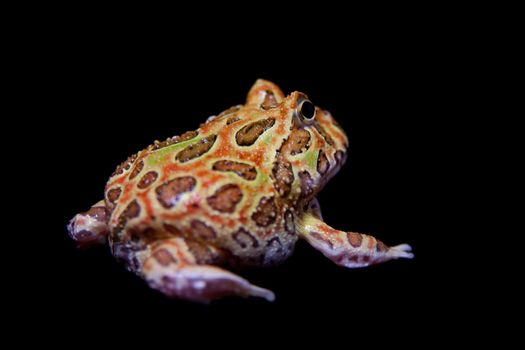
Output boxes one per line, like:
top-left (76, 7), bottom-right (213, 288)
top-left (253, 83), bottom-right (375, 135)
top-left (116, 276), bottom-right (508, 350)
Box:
top-left (141, 237), bottom-right (275, 303)
top-left (68, 200), bottom-right (109, 248)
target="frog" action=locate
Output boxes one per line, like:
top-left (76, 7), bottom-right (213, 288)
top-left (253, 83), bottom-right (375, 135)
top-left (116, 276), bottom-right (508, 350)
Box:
top-left (67, 79), bottom-right (413, 302)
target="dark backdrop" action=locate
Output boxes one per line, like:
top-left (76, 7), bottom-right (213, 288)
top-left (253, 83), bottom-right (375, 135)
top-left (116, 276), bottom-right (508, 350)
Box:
top-left (30, 18), bottom-right (457, 344)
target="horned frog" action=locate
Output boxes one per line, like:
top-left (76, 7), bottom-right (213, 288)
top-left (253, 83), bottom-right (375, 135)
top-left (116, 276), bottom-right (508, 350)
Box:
top-left (68, 79), bottom-right (413, 302)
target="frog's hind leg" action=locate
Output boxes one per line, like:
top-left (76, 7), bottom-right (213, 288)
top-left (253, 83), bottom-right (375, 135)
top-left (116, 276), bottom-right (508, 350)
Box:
top-left (67, 200), bottom-right (110, 248)
top-left (140, 237), bottom-right (275, 303)
top-left (298, 209), bottom-right (413, 268)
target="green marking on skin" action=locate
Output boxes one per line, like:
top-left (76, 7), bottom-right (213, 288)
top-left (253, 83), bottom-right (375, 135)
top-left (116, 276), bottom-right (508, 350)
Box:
top-left (303, 150), bottom-right (318, 170)
top-left (256, 171), bottom-right (269, 185)
top-left (146, 137), bottom-right (202, 166)
top-left (262, 133), bottom-right (273, 145)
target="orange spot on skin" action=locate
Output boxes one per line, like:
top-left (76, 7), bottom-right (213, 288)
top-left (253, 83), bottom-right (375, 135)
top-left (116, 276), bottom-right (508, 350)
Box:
top-left (368, 237), bottom-right (376, 249)
top-left (314, 224), bottom-right (344, 245)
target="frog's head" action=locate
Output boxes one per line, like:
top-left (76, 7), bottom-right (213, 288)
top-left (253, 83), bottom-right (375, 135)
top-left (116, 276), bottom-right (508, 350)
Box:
top-left (247, 79), bottom-right (349, 200)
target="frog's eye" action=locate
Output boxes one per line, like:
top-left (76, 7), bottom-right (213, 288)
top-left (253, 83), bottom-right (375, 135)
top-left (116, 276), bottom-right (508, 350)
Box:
top-left (299, 100), bottom-right (316, 121)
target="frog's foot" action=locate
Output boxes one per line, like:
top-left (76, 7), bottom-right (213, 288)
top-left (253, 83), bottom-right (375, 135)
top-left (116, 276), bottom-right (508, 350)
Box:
top-left (141, 237), bottom-right (275, 303)
top-left (298, 213), bottom-right (414, 268)
top-left (67, 200), bottom-right (109, 248)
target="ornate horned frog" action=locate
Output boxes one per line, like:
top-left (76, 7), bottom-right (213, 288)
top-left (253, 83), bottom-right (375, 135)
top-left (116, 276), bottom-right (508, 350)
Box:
top-left (68, 79), bottom-right (413, 302)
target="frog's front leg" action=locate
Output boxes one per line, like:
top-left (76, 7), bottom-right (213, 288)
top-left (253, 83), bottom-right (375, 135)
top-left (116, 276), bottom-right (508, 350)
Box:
top-left (298, 209), bottom-right (413, 268)
top-left (67, 200), bottom-right (110, 248)
top-left (140, 237), bottom-right (275, 303)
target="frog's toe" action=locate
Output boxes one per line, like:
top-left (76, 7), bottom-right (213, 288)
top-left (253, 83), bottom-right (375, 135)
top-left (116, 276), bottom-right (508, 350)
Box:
top-left (388, 244), bottom-right (414, 259)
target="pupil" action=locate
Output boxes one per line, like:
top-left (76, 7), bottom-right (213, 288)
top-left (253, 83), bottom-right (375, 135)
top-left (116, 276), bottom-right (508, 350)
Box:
top-left (301, 101), bottom-right (315, 119)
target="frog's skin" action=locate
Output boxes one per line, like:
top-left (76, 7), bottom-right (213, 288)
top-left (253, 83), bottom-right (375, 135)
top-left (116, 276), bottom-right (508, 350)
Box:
top-left (68, 79), bottom-right (413, 302)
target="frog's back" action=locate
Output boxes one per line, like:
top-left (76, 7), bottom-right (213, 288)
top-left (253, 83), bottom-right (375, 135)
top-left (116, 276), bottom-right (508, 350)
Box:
top-left (103, 102), bottom-right (298, 266)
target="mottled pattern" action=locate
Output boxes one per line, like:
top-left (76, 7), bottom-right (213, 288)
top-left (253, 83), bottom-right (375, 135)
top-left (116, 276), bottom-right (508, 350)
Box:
top-left (235, 118), bottom-right (275, 146)
top-left (299, 171), bottom-right (314, 199)
top-left (129, 160), bottom-right (144, 180)
top-left (148, 130), bottom-right (199, 151)
top-left (272, 159), bottom-right (294, 197)
top-left (191, 220), bottom-right (217, 240)
top-left (283, 128), bottom-right (311, 155)
top-left (176, 134), bottom-right (217, 163)
top-left (66, 79), bottom-right (414, 305)
top-left (137, 171), bottom-right (158, 189)
top-left (207, 184), bottom-right (243, 213)
top-left (122, 200), bottom-right (141, 220)
top-left (233, 228), bottom-right (259, 248)
top-left (107, 187), bottom-right (121, 204)
top-left (156, 177), bottom-right (196, 209)
top-left (213, 160), bottom-right (257, 181)
top-left (185, 241), bottom-right (217, 264)
top-left (252, 197), bottom-right (277, 227)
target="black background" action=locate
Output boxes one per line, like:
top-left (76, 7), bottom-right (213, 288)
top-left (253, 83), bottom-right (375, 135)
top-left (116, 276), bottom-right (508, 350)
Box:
top-left (24, 11), bottom-right (468, 345)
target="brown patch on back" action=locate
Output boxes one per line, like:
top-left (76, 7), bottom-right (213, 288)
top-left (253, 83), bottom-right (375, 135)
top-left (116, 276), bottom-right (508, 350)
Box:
top-left (272, 160), bottom-right (294, 197)
top-left (176, 134), bottom-right (217, 163)
top-left (261, 91), bottom-right (279, 110)
top-left (107, 187), bottom-right (122, 206)
top-left (252, 197), bottom-right (277, 227)
top-left (123, 200), bottom-right (141, 219)
top-left (129, 160), bottom-right (144, 180)
top-left (212, 160), bottom-right (257, 181)
top-left (137, 171), bottom-right (158, 189)
top-left (153, 248), bottom-right (177, 266)
top-left (232, 228), bottom-right (259, 249)
top-left (116, 200), bottom-right (141, 231)
top-left (317, 150), bottom-right (329, 175)
top-left (156, 176), bottom-right (197, 209)
top-left (191, 220), bottom-right (218, 240)
top-left (347, 232), bottom-right (363, 248)
top-left (235, 118), bottom-right (275, 146)
top-left (207, 184), bottom-right (243, 213)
